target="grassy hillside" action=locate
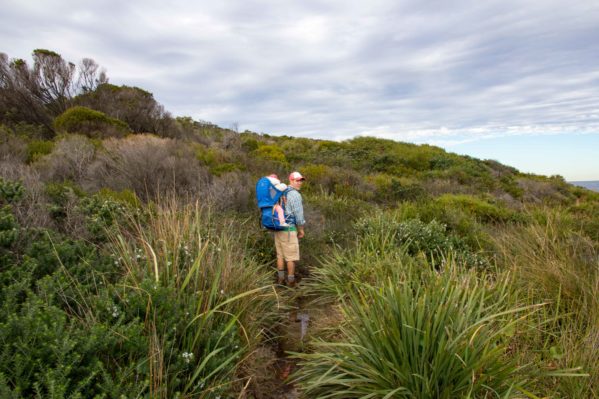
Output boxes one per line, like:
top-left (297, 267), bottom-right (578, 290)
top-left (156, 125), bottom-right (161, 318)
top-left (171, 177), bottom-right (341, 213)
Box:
top-left (0, 50), bottom-right (597, 398)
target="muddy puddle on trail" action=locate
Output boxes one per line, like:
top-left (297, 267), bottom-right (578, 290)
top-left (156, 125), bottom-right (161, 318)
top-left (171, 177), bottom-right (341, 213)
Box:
top-left (271, 293), bottom-right (307, 398)
top-left (260, 275), bottom-right (337, 399)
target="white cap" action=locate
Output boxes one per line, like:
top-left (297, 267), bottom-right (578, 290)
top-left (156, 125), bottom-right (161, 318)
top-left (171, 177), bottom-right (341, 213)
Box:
top-left (289, 171), bottom-right (305, 181)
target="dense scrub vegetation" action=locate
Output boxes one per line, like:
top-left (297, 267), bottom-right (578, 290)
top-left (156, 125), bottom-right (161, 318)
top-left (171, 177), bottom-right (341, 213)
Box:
top-left (0, 50), bottom-right (597, 398)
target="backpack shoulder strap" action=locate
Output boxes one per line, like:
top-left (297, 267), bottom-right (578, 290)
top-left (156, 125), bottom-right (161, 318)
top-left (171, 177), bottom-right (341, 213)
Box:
top-left (279, 187), bottom-right (289, 205)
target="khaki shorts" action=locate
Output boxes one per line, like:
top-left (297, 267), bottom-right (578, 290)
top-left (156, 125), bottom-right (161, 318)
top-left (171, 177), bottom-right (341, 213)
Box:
top-left (274, 230), bottom-right (300, 262)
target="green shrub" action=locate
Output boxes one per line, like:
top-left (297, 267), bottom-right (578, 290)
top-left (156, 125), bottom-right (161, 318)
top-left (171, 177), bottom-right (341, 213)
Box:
top-left (436, 193), bottom-right (521, 223)
top-left (194, 144), bottom-right (219, 166)
top-left (0, 277), bottom-right (145, 398)
top-left (26, 139), bottom-right (55, 163)
top-left (251, 144), bottom-right (287, 164)
top-left (368, 174), bottom-right (427, 202)
top-left (210, 162), bottom-right (245, 176)
top-left (53, 106), bottom-right (130, 138)
top-left (44, 181), bottom-right (85, 221)
top-left (240, 136), bottom-right (259, 152)
top-left (0, 178), bottom-right (24, 204)
top-left (298, 164), bottom-right (333, 190)
top-left (12, 122), bottom-right (49, 139)
top-left (298, 164), bottom-right (374, 201)
top-left (0, 220), bottom-right (135, 397)
top-left (96, 188), bottom-right (140, 208)
top-left (0, 206), bottom-right (18, 248)
top-left (0, 180), bottom-right (23, 248)
top-left (388, 200), bottom-right (497, 252)
top-left (79, 195), bottom-right (130, 242)
top-left (445, 158), bottom-right (496, 191)
top-left (500, 175), bottom-right (524, 199)
top-left (429, 154), bottom-right (456, 169)
top-left (354, 212), bottom-right (490, 269)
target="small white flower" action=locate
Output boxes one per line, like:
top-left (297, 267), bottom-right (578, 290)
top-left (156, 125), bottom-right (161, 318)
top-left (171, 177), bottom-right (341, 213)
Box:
top-left (182, 351), bottom-right (194, 363)
top-left (220, 289), bottom-right (224, 295)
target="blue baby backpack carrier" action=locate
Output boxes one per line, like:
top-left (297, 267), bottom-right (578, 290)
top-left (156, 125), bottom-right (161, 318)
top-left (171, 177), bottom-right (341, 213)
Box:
top-left (256, 177), bottom-right (289, 230)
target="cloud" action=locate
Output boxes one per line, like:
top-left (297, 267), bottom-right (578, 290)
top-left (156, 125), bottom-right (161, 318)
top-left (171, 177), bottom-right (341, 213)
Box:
top-left (2, 0), bottom-right (599, 146)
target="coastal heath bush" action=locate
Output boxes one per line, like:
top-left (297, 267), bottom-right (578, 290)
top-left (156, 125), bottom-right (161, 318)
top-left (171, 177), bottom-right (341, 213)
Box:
top-left (91, 134), bottom-right (210, 200)
top-left (354, 211), bottom-right (490, 269)
top-left (36, 134), bottom-right (96, 183)
top-left (25, 139), bottom-right (54, 163)
top-left (251, 144), bottom-right (287, 165)
top-left (53, 106), bottom-right (130, 139)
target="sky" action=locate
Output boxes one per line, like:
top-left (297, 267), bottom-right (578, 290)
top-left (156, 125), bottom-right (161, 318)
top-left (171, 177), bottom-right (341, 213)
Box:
top-left (1, 0), bottom-right (598, 180)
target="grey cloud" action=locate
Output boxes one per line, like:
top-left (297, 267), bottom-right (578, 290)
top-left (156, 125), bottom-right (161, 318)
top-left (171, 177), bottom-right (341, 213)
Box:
top-left (1, 0), bottom-right (599, 145)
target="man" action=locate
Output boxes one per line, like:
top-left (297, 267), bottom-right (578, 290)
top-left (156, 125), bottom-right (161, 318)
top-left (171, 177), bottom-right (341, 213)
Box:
top-left (275, 171), bottom-right (306, 287)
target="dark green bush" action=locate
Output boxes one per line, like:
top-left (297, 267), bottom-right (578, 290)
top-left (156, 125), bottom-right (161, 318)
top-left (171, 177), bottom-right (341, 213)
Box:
top-left (355, 214), bottom-right (490, 269)
top-left (79, 195), bottom-right (130, 242)
top-left (0, 178), bottom-right (24, 204)
top-left (44, 181), bottom-right (85, 222)
top-left (0, 206), bottom-right (18, 248)
top-left (241, 136), bottom-right (260, 152)
top-left (53, 106), bottom-right (130, 138)
top-left (74, 83), bottom-right (171, 135)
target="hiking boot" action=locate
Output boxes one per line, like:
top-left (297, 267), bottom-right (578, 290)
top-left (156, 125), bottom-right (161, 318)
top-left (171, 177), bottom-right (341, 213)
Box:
top-left (277, 277), bottom-right (285, 285)
top-left (287, 279), bottom-right (296, 288)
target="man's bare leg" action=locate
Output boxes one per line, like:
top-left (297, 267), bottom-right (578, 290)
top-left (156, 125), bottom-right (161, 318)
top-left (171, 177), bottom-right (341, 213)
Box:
top-left (277, 257), bottom-right (285, 284)
top-left (286, 260), bottom-right (296, 286)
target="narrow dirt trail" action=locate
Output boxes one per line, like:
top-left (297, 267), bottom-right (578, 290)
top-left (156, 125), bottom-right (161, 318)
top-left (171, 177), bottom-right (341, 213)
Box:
top-left (269, 288), bottom-right (306, 398)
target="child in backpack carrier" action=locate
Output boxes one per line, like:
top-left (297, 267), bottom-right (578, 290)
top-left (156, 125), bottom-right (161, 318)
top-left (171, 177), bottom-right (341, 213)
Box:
top-left (266, 174), bottom-right (289, 227)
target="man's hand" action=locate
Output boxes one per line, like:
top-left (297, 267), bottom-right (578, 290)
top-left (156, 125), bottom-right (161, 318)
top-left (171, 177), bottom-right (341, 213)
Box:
top-left (297, 227), bottom-right (305, 239)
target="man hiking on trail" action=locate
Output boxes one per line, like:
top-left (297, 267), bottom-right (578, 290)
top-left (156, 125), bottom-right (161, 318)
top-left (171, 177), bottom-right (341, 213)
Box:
top-left (275, 171), bottom-right (306, 287)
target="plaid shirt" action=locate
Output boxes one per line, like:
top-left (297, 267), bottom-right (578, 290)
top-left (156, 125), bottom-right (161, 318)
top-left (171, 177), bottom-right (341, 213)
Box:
top-left (285, 188), bottom-right (305, 226)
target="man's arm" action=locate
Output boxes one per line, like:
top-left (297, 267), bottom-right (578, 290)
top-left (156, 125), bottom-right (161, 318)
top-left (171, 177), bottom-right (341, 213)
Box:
top-left (287, 190), bottom-right (305, 237)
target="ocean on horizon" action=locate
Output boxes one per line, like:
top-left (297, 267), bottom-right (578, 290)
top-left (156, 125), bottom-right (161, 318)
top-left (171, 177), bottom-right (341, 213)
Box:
top-left (569, 181), bottom-right (599, 192)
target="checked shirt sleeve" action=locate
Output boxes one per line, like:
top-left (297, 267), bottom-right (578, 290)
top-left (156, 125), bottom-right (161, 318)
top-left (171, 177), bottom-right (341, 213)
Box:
top-left (285, 190), bottom-right (305, 226)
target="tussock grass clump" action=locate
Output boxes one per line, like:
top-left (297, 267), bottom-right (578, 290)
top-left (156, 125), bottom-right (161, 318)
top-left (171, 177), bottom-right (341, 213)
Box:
top-left (294, 263), bottom-right (536, 398)
top-left (493, 209), bottom-right (598, 397)
top-left (108, 199), bottom-right (279, 397)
